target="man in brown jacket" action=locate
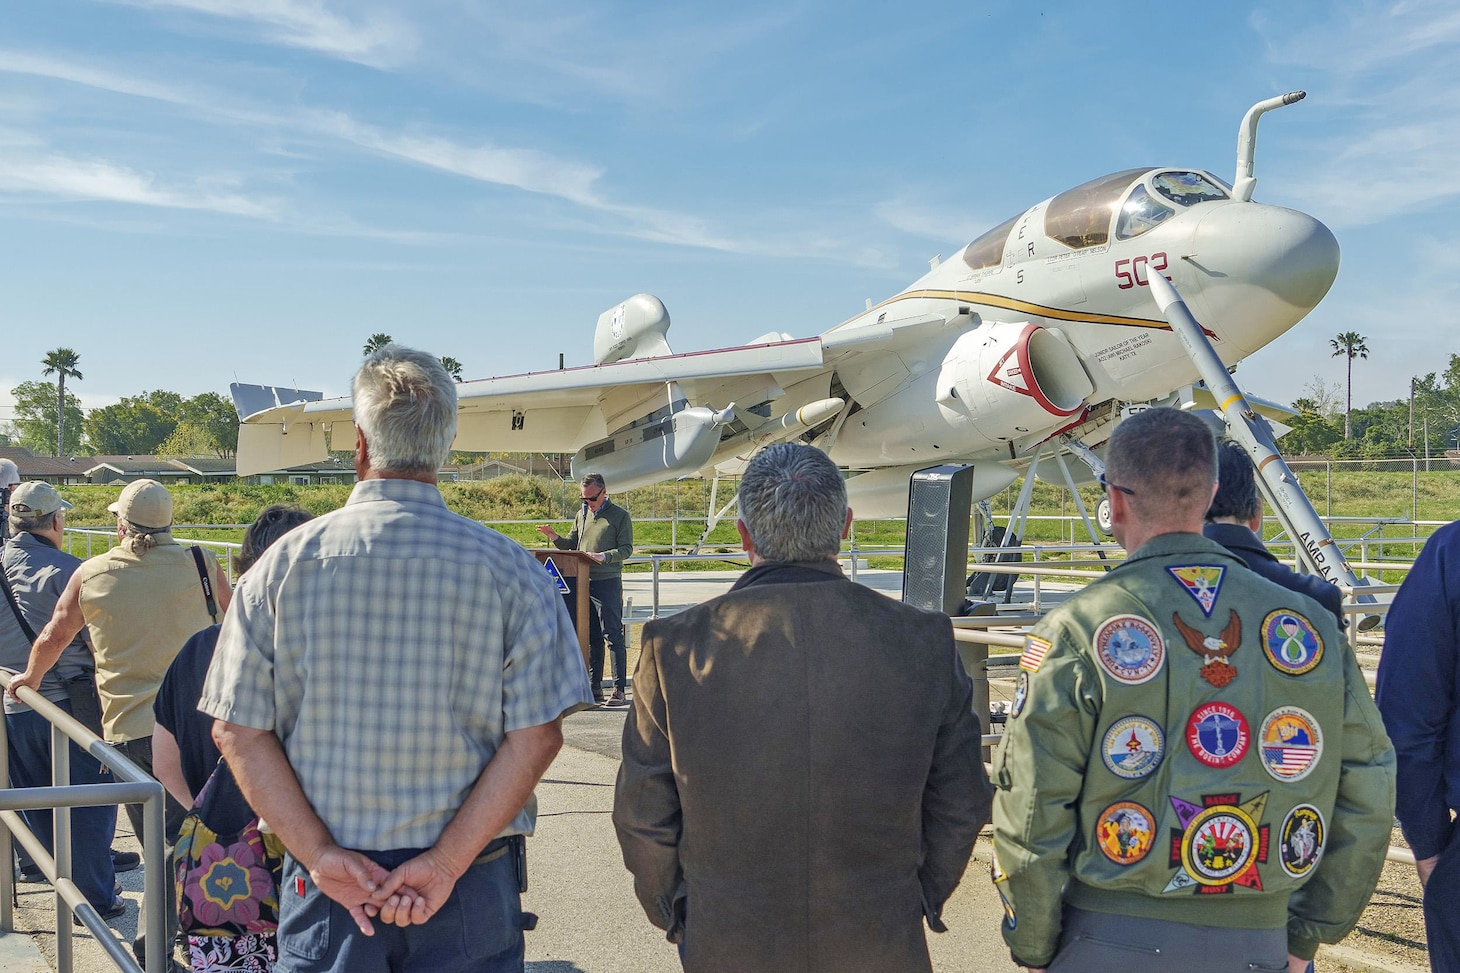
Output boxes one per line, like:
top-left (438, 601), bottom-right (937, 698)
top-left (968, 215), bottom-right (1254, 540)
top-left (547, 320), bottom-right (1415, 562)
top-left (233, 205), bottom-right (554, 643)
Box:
top-left (614, 443), bottom-right (992, 973)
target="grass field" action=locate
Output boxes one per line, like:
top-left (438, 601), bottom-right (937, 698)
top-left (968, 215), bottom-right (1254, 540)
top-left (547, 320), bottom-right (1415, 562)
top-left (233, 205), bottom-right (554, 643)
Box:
top-left (47, 468), bottom-right (1455, 576)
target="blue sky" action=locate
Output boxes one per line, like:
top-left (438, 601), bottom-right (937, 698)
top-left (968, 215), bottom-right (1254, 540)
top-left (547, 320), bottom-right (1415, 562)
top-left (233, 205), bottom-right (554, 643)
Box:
top-left (2, 0), bottom-right (1457, 430)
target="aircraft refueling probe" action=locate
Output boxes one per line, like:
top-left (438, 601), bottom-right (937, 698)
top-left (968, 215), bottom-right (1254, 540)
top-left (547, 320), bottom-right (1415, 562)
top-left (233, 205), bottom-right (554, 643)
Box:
top-left (1234, 90), bottom-right (1306, 203)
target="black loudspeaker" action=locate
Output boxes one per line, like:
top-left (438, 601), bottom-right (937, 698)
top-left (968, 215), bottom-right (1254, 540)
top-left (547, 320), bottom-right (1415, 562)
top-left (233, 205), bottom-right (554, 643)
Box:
top-left (902, 464), bottom-right (975, 615)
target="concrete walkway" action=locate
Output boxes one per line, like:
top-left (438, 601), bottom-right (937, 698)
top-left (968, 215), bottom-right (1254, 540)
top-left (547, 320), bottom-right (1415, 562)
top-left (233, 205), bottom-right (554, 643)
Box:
top-left (527, 707), bottom-right (1020, 973)
top-left (0, 709), bottom-right (1415, 973)
top-left (0, 569), bottom-right (1412, 972)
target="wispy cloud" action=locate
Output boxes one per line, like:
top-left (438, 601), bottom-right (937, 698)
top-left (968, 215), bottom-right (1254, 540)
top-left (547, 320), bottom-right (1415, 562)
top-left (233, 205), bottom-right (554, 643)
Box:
top-left (873, 198), bottom-right (990, 248)
top-left (310, 111), bottom-right (607, 207)
top-left (0, 50), bottom-right (193, 104)
top-left (0, 45), bottom-right (897, 264)
top-left (102, 0), bottom-right (416, 67)
top-left (1255, 0), bottom-right (1460, 226)
top-left (443, 5), bottom-right (801, 109)
top-left (0, 146), bottom-right (280, 218)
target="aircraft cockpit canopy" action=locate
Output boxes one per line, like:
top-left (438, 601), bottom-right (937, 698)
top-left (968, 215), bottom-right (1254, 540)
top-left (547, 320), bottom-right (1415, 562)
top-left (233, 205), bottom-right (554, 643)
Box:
top-left (961, 214), bottom-right (1019, 271)
top-left (1044, 168), bottom-right (1150, 250)
top-left (961, 167), bottom-right (1233, 269)
top-left (1047, 168), bottom-right (1232, 248)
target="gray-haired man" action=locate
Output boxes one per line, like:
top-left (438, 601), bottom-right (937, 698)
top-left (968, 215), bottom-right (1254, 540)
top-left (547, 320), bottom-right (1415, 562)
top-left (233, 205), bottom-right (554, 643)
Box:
top-left (204, 344), bottom-right (593, 972)
top-left (1, 482), bottom-right (122, 918)
top-left (614, 443), bottom-right (991, 973)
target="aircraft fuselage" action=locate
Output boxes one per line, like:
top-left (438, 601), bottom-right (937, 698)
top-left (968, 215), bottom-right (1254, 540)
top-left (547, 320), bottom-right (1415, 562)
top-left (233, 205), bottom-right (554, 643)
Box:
top-left (819, 167), bottom-right (1338, 469)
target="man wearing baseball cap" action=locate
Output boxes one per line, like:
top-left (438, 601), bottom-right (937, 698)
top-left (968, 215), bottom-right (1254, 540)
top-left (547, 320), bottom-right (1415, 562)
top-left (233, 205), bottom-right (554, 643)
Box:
top-left (2, 482), bottom-right (124, 919)
top-left (10, 477), bottom-right (232, 969)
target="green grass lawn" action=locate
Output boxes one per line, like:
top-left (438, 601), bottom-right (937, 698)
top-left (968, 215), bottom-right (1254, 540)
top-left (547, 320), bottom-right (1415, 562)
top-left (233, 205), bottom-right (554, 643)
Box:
top-left (48, 468), bottom-right (1455, 579)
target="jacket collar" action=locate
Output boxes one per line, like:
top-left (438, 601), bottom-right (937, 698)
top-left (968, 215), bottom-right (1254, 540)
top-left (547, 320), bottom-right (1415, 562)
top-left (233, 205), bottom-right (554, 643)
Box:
top-left (730, 559), bottom-right (845, 592)
top-left (1201, 523), bottom-right (1277, 564)
top-left (1120, 531), bottom-right (1246, 568)
top-left (8, 530), bottom-right (58, 551)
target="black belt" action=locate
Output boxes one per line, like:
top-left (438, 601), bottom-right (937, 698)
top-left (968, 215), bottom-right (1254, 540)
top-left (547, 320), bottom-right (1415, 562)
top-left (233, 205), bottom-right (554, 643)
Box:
top-left (473, 835), bottom-right (514, 866)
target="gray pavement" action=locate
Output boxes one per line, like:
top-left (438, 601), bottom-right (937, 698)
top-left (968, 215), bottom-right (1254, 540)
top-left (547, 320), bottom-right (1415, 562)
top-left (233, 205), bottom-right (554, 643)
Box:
top-left (0, 570), bottom-right (1406, 971)
top-left (531, 707), bottom-right (1021, 973)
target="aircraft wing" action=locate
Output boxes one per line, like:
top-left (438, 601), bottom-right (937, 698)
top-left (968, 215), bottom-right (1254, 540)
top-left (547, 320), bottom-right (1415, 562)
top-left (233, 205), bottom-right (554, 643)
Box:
top-left (234, 337), bottom-right (829, 475)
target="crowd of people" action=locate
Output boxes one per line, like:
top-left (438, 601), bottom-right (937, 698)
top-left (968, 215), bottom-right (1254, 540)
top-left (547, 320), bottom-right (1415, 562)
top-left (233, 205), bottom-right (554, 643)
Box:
top-left (0, 346), bottom-right (1449, 973)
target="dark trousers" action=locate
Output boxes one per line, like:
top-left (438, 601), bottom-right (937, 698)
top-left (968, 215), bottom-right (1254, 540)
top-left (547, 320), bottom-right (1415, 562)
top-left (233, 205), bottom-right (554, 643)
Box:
top-left (1425, 822), bottom-right (1460, 973)
top-left (566, 576), bottom-right (626, 693)
top-left (6, 703), bottom-right (119, 910)
top-left (277, 849), bottom-right (526, 972)
top-left (1046, 905), bottom-right (1288, 973)
top-left (113, 736), bottom-right (188, 956)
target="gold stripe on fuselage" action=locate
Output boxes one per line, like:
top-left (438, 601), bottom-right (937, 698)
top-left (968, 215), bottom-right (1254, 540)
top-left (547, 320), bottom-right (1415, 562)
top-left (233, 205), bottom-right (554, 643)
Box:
top-left (827, 289), bottom-right (1169, 333)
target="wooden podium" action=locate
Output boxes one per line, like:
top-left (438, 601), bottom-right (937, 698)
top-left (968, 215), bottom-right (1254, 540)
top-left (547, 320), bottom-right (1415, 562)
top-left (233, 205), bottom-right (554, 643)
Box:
top-left (530, 549), bottom-right (596, 667)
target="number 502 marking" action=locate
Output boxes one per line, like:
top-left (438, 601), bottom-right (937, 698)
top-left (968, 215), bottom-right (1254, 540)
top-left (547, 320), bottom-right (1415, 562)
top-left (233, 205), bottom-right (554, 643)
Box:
top-left (1115, 252), bottom-right (1169, 289)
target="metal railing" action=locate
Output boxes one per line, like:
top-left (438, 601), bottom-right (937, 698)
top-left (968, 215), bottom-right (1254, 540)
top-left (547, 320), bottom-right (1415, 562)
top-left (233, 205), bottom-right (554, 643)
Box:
top-left (0, 672), bottom-right (167, 973)
top-left (63, 527), bottom-right (243, 582)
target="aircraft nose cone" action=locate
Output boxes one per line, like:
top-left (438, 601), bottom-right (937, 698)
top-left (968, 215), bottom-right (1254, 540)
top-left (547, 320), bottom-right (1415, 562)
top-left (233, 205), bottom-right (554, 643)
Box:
top-left (1191, 203), bottom-right (1340, 314)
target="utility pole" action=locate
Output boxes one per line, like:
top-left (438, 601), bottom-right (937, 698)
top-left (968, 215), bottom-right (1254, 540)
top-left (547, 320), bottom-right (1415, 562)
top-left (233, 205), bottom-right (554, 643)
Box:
top-left (1409, 377), bottom-right (1416, 449)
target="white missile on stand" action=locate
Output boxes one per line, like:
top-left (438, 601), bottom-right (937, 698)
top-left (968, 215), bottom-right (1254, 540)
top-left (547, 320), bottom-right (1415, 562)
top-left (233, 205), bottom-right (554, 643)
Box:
top-left (1148, 270), bottom-right (1380, 630)
top-left (753, 397), bottom-right (845, 439)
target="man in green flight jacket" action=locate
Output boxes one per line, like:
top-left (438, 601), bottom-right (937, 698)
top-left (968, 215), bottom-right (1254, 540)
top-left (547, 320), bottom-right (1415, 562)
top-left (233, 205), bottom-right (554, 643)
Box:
top-left (991, 407), bottom-right (1394, 972)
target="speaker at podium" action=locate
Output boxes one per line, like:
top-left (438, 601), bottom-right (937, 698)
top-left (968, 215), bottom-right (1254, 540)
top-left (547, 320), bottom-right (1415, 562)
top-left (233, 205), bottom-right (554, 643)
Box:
top-left (901, 464), bottom-right (976, 615)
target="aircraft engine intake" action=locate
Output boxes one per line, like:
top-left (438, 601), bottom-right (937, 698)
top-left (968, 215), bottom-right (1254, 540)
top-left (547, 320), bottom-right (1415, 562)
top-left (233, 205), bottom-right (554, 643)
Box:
top-left (829, 321), bottom-right (1094, 466)
top-left (936, 321), bottom-right (1093, 437)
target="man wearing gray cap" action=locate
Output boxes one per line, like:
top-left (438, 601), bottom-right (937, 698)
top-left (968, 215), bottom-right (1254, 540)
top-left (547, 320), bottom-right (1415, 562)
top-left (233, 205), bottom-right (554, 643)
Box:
top-left (2, 482), bottom-right (122, 918)
top-left (11, 477), bottom-right (232, 967)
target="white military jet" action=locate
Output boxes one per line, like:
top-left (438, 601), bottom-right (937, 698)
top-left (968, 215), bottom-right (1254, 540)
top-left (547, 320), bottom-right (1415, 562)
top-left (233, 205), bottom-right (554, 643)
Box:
top-left (233, 93), bottom-right (1337, 519)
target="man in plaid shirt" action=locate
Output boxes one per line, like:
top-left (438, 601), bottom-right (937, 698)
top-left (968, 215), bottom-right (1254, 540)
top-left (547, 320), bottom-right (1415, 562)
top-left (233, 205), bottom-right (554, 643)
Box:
top-left (203, 344), bottom-right (593, 972)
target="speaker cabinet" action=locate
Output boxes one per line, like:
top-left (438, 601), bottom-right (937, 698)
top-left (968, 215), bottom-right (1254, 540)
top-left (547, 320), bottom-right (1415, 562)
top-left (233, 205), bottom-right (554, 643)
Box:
top-left (902, 464), bottom-right (975, 615)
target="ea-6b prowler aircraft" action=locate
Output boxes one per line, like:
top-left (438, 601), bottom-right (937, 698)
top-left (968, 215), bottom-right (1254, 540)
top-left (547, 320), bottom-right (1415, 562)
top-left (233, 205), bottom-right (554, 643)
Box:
top-left (233, 92), bottom-right (1338, 522)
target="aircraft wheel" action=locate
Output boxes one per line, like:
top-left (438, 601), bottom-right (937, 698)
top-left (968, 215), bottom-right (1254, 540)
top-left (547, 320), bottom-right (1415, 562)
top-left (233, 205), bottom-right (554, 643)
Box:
top-left (1096, 496), bottom-right (1114, 536)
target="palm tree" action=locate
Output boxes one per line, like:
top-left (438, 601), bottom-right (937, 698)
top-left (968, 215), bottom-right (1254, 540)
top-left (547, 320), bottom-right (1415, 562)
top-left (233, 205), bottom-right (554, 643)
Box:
top-left (1329, 332), bottom-right (1369, 439)
top-left (439, 356), bottom-right (464, 382)
top-left (40, 348), bottom-right (82, 457)
top-left (362, 333), bottom-right (393, 356)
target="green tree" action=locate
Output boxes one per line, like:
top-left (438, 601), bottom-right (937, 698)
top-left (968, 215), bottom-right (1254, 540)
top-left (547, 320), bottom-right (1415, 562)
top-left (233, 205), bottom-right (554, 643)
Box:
top-left (1281, 401), bottom-right (1342, 455)
top-left (1329, 332), bottom-right (1369, 440)
top-left (363, 333), bottom-right (393, 356)
top-left (440, 356), bottom-right (464, 382)
top-left (155, 421), bottom-right (219, 458)
top-left (178, 392), bottom-right (239, 457)
top-left (11, 381), bottom-right (83, 456)
top-left (138, 389), bottom-right (184, 415)
top-left (40, 348), bottom-right (82, 457)
top-left (84, 398), bottom-right (175, 454)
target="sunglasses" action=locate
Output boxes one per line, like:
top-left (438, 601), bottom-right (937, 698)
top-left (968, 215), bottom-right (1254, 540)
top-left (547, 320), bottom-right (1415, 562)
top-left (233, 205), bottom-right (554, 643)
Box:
top-left (1098, 472), bottom-right (1136, 496)
top-left (581, 492), bottom-right (604, 503)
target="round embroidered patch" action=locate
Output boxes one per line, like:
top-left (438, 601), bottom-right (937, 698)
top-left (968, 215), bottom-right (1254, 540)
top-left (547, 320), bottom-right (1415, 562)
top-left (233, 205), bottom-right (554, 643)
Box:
top-left (1101, 715), bottom-right (1165, 780)
top-left (1182, 803), bottom-right (1257, 885)
top-left (1261, 609), bottom-right (1324, 675)
top-left (1279, 804), bottom-right (1326, 878)
top-left (1010, 671), bottom-right (1030, 719)
top-left (1095, 801), bottom-right (1156, 866)
top-left (1093, 614), bottom-right (1165, 685)
top-left (1186, 702), bottom-right (1250, 769)
top-left (1259, 707), bottom-right (1324, 782)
